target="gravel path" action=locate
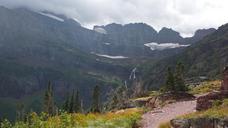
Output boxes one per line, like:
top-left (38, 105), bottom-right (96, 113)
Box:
top-left (140, 100), bottom-right (196, 128)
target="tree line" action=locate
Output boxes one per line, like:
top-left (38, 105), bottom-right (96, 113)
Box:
top-left (15, 84), bottom-right (102, 122)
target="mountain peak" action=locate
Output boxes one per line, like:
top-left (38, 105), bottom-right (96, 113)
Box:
top-left (159, 27), bottom-right (180, 35)
top-left (194, 28), bottom-right (216, 38)
top-left (157, 27), bottom-right (183, 43)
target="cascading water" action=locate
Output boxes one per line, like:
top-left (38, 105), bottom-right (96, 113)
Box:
top-left (129, 67), bottom-right (137, 80)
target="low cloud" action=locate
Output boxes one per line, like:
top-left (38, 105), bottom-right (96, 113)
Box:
top-left (1, 0), bottom-right (228, 36)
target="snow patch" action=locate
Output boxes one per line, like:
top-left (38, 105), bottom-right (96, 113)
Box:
top-left (39, 12), bottom-right (64, 22)
top-left (94, 27), bottom-right (107, 34)
top-left (73, 18), bottom-right (80, 23)
top-left (144, 42), bottom-right (190, 51)
top-left (104, 43), bottom-right (111, 45)
top-left (94, 53), bottom-right (128, 59)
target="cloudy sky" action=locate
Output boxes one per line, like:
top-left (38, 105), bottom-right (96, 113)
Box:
top-left (1, 0), bottom-right (228, 37)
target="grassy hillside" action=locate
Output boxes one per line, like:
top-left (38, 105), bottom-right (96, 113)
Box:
top-left (189, 80), bottom-right (221, 95)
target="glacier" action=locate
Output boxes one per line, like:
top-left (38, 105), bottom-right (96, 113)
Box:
top-left (144, 42), bottom-right (190, 51)
top-left (94, 53), bottom-right (128, 59)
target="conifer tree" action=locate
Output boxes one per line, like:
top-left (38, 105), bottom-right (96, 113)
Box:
top-left (16, 103), bottom-right (25, 122)
top-left (174, 62), bottom-right (188, 92)
top-left (164, 67), bottom-right (175, 92)
top-left (63, 91), bottom-right (70, 112)
top-left (43, 81), bottom-right (54, 115)
top-left (116, 85), bottom-right (129, 109)
top-left (91, 85), bottom-right (101, 113)
top-left (80, 100), bottom-right (84, 113)
top-left (69, 90), bottom-right (75, 113)
top-left (74, 90), bottom-right (81, 113)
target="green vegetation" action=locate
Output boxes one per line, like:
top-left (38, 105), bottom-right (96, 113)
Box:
top-left (189, 80), bottom-right (221, 95)
top-left (0, 82), bottom-right (143, 128)
top-left (63, 89), bottom-right (83, 114)
top-left (162, 62), bottom-right (188, 93)
top-left (43, 81), bottom-right (55, 115)
top-left (0, 108), bottom-right (142, 128)
top-left (159, 122), bottom-right (171, 128)
top-left (91, 85), bottom-right (101, 113)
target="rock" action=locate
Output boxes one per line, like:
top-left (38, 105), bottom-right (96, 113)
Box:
top-left (218, 117), bottom-right (228, 128)
top-left (196, 91), bottom-right (228, 111)
top-left (221, 66), bottom-right (228, 91)
top-left (171, 118), bottom-right (228, 128)
top-left (170, 119), bottom-right (190, 128)
top-left (189, 118), bottom-right (217, 128)
top-left (196, 66), bottom-right (228, 111)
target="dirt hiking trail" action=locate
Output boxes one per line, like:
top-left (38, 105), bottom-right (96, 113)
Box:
top-left (140, 100), bottom-right (196, 128)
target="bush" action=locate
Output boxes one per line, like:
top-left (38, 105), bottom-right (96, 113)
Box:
top-left (159, 122), bottom-right (171, 128)
top-left (212, 100), bottom-right (223, 107)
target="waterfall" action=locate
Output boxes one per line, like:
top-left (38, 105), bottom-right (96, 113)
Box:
top-left (129, 67), bottom-right (137, 80)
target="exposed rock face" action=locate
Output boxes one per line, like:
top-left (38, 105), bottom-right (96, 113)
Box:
top-left (171, 119), bottom-right (190, 128)
top-left (196, 91), bottom-right (228, 111)
top-left (171, 118), bottom-right (228, 128)
top-left (221, 66), bottom-right (228, 91)
top-left (196, 66), bottom-right (228, 111)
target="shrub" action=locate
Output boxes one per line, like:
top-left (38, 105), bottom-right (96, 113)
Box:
top-left (159, 122), bottom-right (171, 128)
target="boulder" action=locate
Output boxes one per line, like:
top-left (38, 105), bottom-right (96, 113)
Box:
top-left (221, 66), bottom-right (228, 91)
top-left (170, 119), bottom-right (190, 128)
top-left (196, 66), bottom-right (228, 111)
top-left (196, 91), bottom-right (228, 111)
top-left (171, 118), bottom-right (228, 128)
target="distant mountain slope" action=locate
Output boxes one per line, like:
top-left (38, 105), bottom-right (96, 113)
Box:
top-left (0, 6), bottom-right (218, 120)
top-left (0, 6), bottom-right (131, 119)
top-left (0, 6), bottom-right (217, 97)
top-left (184, 28), bottom-right (216, 44)
top-left (93, 23), bottom-right (215, 57)
top-left (143, 23), bottom-right (228, 89)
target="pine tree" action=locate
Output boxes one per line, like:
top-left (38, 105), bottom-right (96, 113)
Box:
top-left (63, 91), bottom-right (70, 112)
top-left (111, 94), bottom-right (118, 109)
top-left (174, 62), bottom-right (188, 92)
top-left (116, 85), bottom-right (129, 109)
top-left (164, 67), bottom-right (175, 92)
top-left (80, 100), bottom-right (84, 113)
top-left (91, 85), bottom-right (101, 113)
top-left (104, 88), bottom-right (117, 111)
top-left (74, 90), bottom-right (81, 113)
top-left (16, 103), bottom-right (25, 122)
top-left (105, 84), bottom-right (131, 111)
top-left (69, 90), bottom-right (75, 113)
top-left (43, 81), bottom-right (54, 115)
